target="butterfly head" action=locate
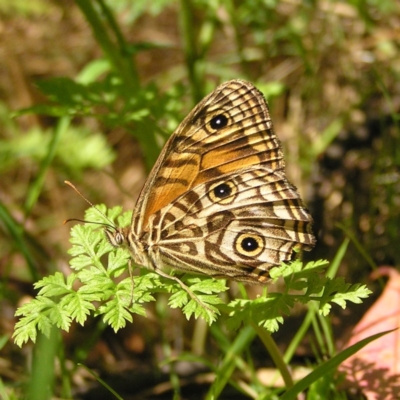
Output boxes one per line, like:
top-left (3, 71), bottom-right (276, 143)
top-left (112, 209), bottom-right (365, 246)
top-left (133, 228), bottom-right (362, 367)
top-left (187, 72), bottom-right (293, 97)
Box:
top-left (105, 227), bottom-right (128, 248)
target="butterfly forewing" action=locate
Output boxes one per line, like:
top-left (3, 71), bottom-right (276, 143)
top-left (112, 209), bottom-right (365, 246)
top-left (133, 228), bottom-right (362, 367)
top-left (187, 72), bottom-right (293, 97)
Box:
top-left (124, 79), bottom-right (315, 284)
top-left (133, 80), bottom-right (285, 232)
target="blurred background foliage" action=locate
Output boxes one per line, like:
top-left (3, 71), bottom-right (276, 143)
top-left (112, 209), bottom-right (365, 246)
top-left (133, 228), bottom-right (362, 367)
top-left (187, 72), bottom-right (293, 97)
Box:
top-left (0, 0), bottom-right (399, 398)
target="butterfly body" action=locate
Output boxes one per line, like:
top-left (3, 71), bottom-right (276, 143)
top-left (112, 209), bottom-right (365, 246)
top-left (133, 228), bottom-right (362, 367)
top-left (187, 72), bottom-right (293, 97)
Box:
top-left (107, 80), bottom-right (315, 284)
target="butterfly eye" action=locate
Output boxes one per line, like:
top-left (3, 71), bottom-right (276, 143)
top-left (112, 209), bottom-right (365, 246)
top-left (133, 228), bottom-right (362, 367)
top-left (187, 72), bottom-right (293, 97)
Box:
top-left (235, 232), bottom-right (264, 257)
top-left (208, 181), bottom-right (238, 205)
top-left (105, 229), bottom-right (124, 247)
top-left (209, 114), bottom-right (228, 130)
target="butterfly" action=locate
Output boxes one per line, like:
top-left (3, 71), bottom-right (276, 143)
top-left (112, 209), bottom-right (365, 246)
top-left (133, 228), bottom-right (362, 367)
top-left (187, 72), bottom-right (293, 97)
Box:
top-left (106, 79), bottom-right (315, 285)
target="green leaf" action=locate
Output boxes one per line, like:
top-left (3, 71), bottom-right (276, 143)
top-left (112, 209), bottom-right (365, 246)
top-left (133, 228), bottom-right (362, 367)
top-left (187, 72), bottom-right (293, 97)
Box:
top-left (226, 296), bottom-right (288, 333)
top-left (13, 297), bottom-right (59, 346)
top-left (168, 290), bottom-right (189, 308)
top-left (99, 297), bottom-right (133, 331)
top-left (107, 248), bottom-right (130, 276)
top-left (181, 298), bottom-right (219, 324)
top-left (48, 305), bottom-right (72, 331)
top-left (60, 293), bottom-right (95, 325)
top-left (34, 272), bottom-right (75, 296)
top-left (185, 277), bottom-right (228, 294)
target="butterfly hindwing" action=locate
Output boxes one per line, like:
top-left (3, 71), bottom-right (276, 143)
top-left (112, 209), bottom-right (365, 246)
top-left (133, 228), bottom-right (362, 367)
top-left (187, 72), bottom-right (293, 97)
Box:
top-left (144, 165), bottom-right (314, 284)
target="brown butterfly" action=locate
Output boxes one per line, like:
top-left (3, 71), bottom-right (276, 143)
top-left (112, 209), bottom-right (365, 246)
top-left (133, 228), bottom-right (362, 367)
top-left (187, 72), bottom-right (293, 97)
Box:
top-left (106, 79), bottom-right (315, 285)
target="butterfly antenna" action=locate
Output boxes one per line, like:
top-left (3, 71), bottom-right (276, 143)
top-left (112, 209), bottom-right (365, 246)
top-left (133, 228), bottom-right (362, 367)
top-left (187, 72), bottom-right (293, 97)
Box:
top-left (64, 180), bottom-right (117, 230)
top-left (64, 181), bottom-right (96, 208)
top-left (63, 218), bottom-right (116, 231)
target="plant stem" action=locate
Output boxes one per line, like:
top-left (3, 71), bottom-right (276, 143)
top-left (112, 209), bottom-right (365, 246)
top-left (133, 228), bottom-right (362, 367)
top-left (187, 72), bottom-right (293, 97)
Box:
top-left (75, 0), bottom-right (139, 91)
top-left (27, 327), bottom-right (59, 400)
top-left (206, 326), bottom-right (256, 399)
top-left (251, 323), bottom-right (294, 389)
top-left (179, 0), bottom-right (204, 103)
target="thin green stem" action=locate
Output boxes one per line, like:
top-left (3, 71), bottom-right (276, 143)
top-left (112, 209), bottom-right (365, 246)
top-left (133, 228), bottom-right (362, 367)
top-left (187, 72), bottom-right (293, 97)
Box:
top-left (191, 317), bottom-right (208, 355)
top-left (97, 0), bottom-right (139, 83)
top-left (79, 364), bottom-right (124, 400)
top-left (206, 326), bottom-right (256, 399)
top-left (225, 0), bottom-right (250, 77)
top-left (284, 311), bottom-right (314, 364)
top-left (58, 340), bottom-right (72, 399)
top-left (337, 223), bottom-right (377, 271)
top-left (24, 117), bottom-right (69, 216)
top-left (251, 323), bottom-right (294, 389)
top-left (0, 201), bottom-right (40, 281)
top-left (284, 239), bottom-right (350, 364)
top-left (157, 294), bottom-right (182, 398)
top-left (179, 0), bottom-right (204, 103)
top-left (75, 0), bottom-right (139, 91)
top-left (280, 330), bottom-right (394, 400)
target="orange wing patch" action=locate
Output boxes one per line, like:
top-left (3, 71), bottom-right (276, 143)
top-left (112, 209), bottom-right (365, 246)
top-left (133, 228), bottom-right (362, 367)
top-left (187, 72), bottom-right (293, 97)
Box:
top-left (136, 80), bottom-right (284, 230)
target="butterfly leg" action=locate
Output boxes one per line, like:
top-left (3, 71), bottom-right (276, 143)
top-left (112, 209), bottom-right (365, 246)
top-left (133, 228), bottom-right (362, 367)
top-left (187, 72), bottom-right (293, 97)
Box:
top-left (128, 259), bottom-right (135, 305)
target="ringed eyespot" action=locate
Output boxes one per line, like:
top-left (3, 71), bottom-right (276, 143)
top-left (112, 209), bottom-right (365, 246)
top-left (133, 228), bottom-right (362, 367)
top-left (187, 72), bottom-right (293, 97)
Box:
top-left (235, 232), bottom-right (264, 257)
top-left (209, 113), bottom-right (228, 130)
top-left (208, 180), bottom-right (238, 205)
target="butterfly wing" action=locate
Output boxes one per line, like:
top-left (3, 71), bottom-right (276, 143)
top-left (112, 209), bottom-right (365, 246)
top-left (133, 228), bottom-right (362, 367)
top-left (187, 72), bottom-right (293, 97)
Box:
top-left (145, 165), bottom-right (314, 284)
top-left (130, 79), bottom-right (315, 283)
top-left (133, 79), bottom-right (285, 234)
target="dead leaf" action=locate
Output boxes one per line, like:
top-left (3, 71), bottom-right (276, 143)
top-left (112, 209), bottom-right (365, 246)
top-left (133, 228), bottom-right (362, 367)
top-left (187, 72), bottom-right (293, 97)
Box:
top-left (339, 266), bottom-right (400, 399)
